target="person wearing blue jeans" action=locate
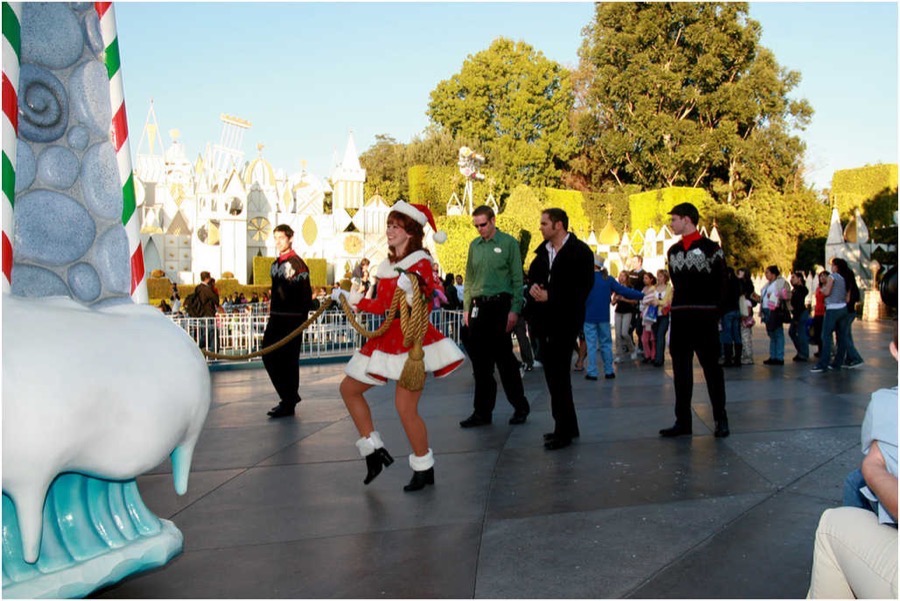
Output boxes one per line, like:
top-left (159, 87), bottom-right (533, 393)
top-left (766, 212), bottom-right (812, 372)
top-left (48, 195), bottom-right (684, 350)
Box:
top-left (652, 269), bottom-right (673, 366)
top-left (839, 260), bottom-right (864, 369)
top-left (813, 306), bottom-right (849, 372)
top-left (811, 259), bottom-right (850, 373)
top-left (720, 267), bottom-right (744, 367)
top-left (764, 309), bottom-right (785, 361)
top-left (844, 311), bottom-right (865, 367)
top-left (788, 271), bottom-right (810, 361)
top-left (761, 265), bottom-right (789, 365)
top-left (583, 321), bottom-right (614, 379)
top-left (582, 255), bottom-right (643, 380)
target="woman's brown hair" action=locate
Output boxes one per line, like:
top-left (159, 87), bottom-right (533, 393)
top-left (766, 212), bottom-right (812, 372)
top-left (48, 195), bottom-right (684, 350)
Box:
top-left (387, 211), bottom-right (427, 262)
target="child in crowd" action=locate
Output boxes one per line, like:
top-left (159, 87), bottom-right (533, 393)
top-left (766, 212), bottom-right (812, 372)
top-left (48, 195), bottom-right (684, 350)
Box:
top-left (640, 272), bottom-right (658, 364)
top-left (613, 271), bottom-right (638, 362)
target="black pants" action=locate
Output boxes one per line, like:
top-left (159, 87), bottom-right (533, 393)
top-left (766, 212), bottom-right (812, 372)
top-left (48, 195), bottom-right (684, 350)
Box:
top-left (262, 316), bottom-right (304, 406)
top-left (512, 317), bottom-right (534, 366)
top-left (537, 329), bottom-right (580, 439)
top-left (467, 297), bottom-right (528, 418)
top-left (669, 311), bottom-right (727, 425)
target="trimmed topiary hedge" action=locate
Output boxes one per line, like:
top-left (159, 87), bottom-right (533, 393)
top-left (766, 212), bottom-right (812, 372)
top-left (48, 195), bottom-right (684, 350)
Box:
top-left (146, 276), bottom-right (173, 300)
top-left (253, 255), bottom-right (327, 289)
top-left (306, 258), bottom-right (328, 289)
top-left (583, 186), bottom-right (638, 240)
top-left (542, 188), bottom-right (591, 240)
top-left (628, 187), bottom-right (714, 233)
top-left (253, 256), bottom-right (272, 287)
top-left (434, 215), bottom-right (477, 277)
top-left (831, 164), bottom-right (898, 218)
top-left (498, 184), bottom-right (544, 267)
top-left (408, 164), bottom-right (464, 217)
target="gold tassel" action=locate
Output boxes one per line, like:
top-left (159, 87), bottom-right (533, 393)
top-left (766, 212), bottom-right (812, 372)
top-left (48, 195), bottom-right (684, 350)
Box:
top-left (397, 272), bottom-right (429, 392)
top-left (399, 343), bottom-right (426, 391)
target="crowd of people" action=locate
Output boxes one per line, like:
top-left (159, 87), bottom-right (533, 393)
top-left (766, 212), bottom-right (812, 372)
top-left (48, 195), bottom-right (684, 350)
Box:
top-left (148, 195), bottom-right (895, 601)
top-left (500, 255), bottom-right (866, 383)
top-left (167, 225), bottom-right (870, 396)
top-left (157, 279), bottom-right (270, 317)
top-left (171, 201), bottom-right (893, 594)
top-left (174, 209), bottom-right (871, 402)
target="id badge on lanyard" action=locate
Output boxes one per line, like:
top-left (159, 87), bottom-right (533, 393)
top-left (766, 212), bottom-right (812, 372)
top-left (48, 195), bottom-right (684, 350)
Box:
top-left (471, 306), bottom-right (479, 319)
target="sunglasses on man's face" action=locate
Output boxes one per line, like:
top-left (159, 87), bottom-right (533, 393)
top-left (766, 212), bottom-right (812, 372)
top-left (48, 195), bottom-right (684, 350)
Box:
top-left (474, 221), bottom-right (489, 229)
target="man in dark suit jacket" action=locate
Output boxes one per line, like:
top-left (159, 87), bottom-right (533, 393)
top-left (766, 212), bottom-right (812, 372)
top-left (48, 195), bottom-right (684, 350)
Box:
top-left (524, 208), bottom-right (595, 450)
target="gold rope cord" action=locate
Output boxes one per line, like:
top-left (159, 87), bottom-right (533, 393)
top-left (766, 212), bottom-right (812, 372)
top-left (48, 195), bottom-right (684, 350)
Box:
top-left (201, 274), bottom-right (430, 390)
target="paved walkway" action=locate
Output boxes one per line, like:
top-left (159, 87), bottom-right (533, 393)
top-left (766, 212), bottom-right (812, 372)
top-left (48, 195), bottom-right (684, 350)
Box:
top-left (98, 320), bottom-right (897, 599)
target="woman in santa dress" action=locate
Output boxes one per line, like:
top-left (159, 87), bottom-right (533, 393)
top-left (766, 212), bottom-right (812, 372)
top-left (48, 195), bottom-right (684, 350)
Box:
top-left (333, 202), bottom-right (465, 492)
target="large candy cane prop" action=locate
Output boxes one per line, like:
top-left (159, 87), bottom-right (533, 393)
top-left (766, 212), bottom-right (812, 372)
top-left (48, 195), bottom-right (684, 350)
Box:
top-left (95, 1), bottom-right (147, 302)
top-left (1, 1), bottom-right (21, 292)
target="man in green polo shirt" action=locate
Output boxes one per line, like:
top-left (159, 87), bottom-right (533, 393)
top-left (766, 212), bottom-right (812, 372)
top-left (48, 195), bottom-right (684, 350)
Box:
top-left (459, 205), bottom-right (531, 428)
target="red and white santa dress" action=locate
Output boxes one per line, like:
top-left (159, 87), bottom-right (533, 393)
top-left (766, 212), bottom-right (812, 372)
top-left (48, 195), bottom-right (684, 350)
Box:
top-left (345, 249), bottom-right (465, 385)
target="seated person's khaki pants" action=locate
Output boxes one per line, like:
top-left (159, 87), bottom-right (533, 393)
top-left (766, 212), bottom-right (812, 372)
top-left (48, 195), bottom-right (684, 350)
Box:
top-left (808, 507), bottom-right (898, 598)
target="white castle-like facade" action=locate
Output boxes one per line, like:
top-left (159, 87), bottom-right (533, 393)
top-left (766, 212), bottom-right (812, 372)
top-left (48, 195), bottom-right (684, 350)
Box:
top-left (133, 105), bottom-right (395, 285)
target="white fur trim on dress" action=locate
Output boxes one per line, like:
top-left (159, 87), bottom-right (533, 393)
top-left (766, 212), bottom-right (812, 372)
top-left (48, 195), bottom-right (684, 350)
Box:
top-left (375, 251), bottom-right (432, 280)
top-left (409, 449), bottom-right (434, 471)
top-left (355, 436), bottom-right (375, 458)
top-left (344, 338), bottom-right (465, 385)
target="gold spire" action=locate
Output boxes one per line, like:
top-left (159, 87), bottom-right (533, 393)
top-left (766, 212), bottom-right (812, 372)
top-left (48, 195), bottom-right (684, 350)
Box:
top-left (598, 205), bottom-right (620, 245)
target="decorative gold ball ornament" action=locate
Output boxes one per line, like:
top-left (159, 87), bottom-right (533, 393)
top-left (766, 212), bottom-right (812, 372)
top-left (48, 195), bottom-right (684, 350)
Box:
top-left (344, 234), bottom-right (363, 254)
top-left (302, 216), bottom-right (318, 246)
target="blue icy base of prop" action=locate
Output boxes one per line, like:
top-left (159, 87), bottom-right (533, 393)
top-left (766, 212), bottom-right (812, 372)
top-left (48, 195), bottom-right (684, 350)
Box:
top-left (2, 473), bottom-right (183, 598)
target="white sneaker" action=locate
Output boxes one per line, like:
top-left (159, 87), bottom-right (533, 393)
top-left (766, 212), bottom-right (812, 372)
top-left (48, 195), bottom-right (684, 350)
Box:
top-left (614, 357), bottom-right (623, 364)
top-left (630, 352), bottom-right (638, 360)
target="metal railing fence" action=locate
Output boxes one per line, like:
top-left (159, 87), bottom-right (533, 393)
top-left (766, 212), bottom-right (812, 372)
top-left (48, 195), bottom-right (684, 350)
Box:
top-left (170, 308), bottom-right (465, 364)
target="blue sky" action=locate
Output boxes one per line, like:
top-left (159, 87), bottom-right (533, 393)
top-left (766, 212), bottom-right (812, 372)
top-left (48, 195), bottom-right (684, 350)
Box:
top-left (116, 2), bottom-right (898, 193)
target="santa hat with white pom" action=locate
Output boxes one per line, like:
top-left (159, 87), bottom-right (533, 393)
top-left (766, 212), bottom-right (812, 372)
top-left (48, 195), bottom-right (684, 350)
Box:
top-left (390, 201), bottom-right (448, 244)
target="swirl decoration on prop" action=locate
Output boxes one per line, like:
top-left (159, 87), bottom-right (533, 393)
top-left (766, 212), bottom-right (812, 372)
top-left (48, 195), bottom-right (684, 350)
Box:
top-left (18, 64), bottom-right (68, 142)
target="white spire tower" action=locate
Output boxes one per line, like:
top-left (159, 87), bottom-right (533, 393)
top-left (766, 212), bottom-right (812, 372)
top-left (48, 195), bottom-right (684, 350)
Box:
top-left (331, 130), bottom-right (366, 211)
top-left (134, 99), bottom-right (166, 183)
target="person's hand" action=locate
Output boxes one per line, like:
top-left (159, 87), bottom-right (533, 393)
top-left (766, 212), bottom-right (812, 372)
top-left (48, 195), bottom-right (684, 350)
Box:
top-left (331, 288), bottom-right (349, 303)
top-left (529, 284), bottom-right (548, 303)
top-left (463, 311), bottom-right (469, 327)
top-left (505, 312), bottom-right (518, 333)
top-left (348, 289), bottom-right (364, 307)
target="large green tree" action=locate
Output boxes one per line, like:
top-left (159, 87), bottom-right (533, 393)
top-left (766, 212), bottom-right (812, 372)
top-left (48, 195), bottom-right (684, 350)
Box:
top-left (427, 37), bottom-right (576, 193)
top-left (707, 189), bottom-right (829, 273)
top-left (359, 134), bottom-right (408, 202)
top-left (406, 125), bottom-right (469, 169)
top-left (572, 2), bottom-right (813, 202)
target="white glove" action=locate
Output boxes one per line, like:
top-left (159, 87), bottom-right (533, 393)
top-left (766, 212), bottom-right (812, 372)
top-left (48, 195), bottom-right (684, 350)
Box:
top-left (397, 273), bottom-right (413, 294)
top-left (331, 288), bottom-right (349, 303)
top-left (348, 289), bottom-right (364, 306)
top-left (397, 273), bottom-right (415, 305)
